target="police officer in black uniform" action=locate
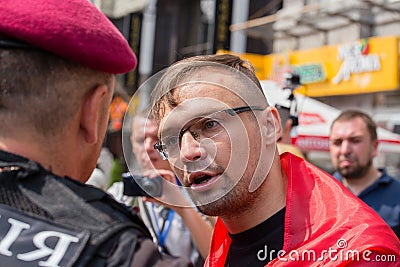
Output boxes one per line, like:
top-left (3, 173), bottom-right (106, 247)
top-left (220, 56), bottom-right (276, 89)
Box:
top-left (0, 0), bottom-right (192, 266)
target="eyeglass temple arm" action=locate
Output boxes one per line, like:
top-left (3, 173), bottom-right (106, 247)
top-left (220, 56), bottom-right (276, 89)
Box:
top-left (225, 106), bottom-right (265, 116)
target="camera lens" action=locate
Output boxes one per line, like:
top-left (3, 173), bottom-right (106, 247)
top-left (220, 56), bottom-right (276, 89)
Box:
top-left (140, 178), bottom-right (162, 197)
top-left (122, 173), bottom-right (163, 197)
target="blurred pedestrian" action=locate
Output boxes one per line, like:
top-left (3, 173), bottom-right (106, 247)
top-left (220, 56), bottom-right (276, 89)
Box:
top-left (0, 0), bottom-right (192, 266)
top-left (330, 110), bottom-right (400, 238)
top-left (109, 110), bottom-right (214, 266)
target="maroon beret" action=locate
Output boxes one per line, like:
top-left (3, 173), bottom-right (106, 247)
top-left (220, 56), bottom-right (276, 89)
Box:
top-left (0, 0), bottom-right (137, 74)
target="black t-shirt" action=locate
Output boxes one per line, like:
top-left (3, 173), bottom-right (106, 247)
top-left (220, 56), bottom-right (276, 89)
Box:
top-left (225, 207), bottom-right (285, 267)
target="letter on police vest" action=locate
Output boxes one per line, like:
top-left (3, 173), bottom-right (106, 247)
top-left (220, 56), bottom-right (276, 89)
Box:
top-left (17, 231), bottom-right (79, 267)
top-left (0, 212), bottom-right (82, 267)
top-left (0, 218), bottom-right (31, 256)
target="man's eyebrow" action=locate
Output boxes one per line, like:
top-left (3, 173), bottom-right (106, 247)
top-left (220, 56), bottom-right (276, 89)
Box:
top-left (159, 126), bottom-right (178, 138)
top-left (348, 135), bottom-right (365, 140)
top-left (329, 137), bottom-right (342, 143)
top-left (330, 134), bottom-right (364, 141)
top-left (158, 108), bottom-right (228, 137)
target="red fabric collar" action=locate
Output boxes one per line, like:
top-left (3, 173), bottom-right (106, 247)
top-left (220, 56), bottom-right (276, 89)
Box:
top-left (206, 153), bottom-right (399, 266)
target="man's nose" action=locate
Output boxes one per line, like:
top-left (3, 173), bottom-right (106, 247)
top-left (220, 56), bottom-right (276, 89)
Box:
top-left (339, 140), bottom-right (352, 154)
top-left (179, 131), bottom-right (206, 162)
top-left (144, 137), bottom-right (155, 153)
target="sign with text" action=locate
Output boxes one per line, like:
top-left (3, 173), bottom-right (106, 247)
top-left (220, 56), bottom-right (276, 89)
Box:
top-left (219, 36), bottom-right (399, 97)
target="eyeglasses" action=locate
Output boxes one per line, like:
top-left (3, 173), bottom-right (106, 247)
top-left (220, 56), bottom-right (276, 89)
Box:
top-left (154, 106), bottom-right (265, 160)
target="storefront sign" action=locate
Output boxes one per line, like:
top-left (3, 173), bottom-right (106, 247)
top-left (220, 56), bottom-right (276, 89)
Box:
top-left (292, 135), bottom-right (330, 151)
top-left (299, 112), bottom-right (326, 125)
top-left (220, 36), bottom-right (399, 97)
top-left (332, 39), bottom-right (381, 84)
top-left (292, 63), bottom-right (326, 84)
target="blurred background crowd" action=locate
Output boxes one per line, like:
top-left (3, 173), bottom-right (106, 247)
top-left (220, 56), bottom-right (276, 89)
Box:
top-left (89, 0), bottom-right (400, 188)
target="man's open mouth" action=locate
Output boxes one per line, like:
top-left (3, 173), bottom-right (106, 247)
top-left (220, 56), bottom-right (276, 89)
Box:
top-left (192, 174), bottom-right (214, 185)
top-left (188, 172), bottom-right (222, 191)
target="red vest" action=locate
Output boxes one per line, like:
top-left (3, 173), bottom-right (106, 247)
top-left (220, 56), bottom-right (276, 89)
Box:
top-left (205, 153), bottom-right (400, 266)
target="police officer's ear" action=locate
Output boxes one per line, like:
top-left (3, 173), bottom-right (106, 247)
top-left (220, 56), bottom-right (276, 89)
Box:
top-left (260, 107), bottom-right (282, 145)
top-left (80, 84), bottom-right (110, 144)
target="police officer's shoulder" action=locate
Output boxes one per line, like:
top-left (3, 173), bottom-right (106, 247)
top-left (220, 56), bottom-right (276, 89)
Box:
top-left (62, 175), bottom-right (150, 232)
top-left (61, 179), bottom-right (194, 266)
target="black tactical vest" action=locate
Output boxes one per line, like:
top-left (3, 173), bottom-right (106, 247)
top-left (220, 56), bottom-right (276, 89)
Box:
top-left (0, 150), bottom-right (151, 267)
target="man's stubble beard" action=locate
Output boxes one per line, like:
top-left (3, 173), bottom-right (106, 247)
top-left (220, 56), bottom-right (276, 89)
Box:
top-left (339, 158), bottom-right (373, 180)
top-left (190, 172), bottom-right (261, 217)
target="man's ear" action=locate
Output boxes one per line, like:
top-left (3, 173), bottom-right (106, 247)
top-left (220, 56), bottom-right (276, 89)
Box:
top-left (261, 107), bottom-right (282, 145)
top-left (80, 84), bottom-right (109, 144)
top-left (371, 139), bottom-right (379, 158)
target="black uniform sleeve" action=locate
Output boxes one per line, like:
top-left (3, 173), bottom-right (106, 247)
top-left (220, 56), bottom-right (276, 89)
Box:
top-left (105, 228), bottom-right (193, 267)
top-left (131, 238), bottom-right (194, 267)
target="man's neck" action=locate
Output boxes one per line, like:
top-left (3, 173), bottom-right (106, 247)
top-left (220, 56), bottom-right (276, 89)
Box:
top-left (221, 164), bottom-right (287, 234)
top-left (342, 168), bottom-right (381, 196)
top-left (0, 138), bottom-right (47, 165)
top-left (0, 137), bottom-right (72, 179)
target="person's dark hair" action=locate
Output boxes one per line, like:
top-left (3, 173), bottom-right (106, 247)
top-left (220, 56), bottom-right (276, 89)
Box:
top-left (0, 48), bottom-right (113, 138)
top-left (150, 54), bottom-right (264, 121)
top-left (331, 110), bottom-right (378, 141)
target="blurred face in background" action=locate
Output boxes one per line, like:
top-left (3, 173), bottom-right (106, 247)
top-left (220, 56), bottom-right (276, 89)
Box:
top-left (329, 117), bottom-right (378, 179)
top-left (131, 116), bottom-right (171, 171)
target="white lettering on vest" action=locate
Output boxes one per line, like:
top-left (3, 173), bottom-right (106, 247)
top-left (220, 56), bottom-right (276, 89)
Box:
top-left (0, 217), bottom-right (30, 256)
top-left (17, 231), bottom-right (79, 267)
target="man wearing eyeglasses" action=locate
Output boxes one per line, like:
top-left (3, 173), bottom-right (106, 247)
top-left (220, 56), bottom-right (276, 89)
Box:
top-left (149, 54), bottom-right (399, 266)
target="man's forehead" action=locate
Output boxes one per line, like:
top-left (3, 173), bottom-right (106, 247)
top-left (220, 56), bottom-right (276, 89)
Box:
top-left (331, 121), bottom-right (368, 138)
top-left (144, 120), bottom-right (159, 135)
top-left (154, 61), bottom-right (267, 131)
top-left (166, 70), bottom-right (263, 108)
top-left (176, 82), bottom-right (238, 103)
top-left (186, 66), bottom-right (235, 83)
top-left (332, 118), bottom-right (367, 132)
top-left (163, 64), bottom-right (260, 100)
top-left (159, 97), bottom-right (234, 135)
top-left (132, 116), bottom-right (158, 137)
top-left (178, 67), bottom-right (248, 93)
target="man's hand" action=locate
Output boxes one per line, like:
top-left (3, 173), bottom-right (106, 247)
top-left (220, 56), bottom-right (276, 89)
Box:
top-left (142, 169), bottom-right (191, 210)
